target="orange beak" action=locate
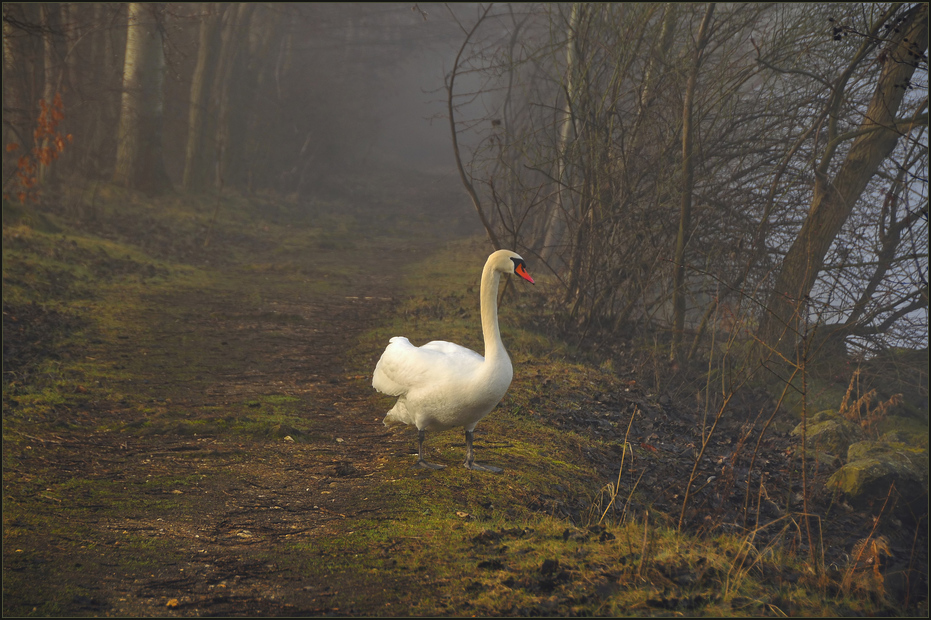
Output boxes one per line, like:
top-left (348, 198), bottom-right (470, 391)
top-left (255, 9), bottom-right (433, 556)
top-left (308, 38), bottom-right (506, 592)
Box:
top-left (515, 262), bottom-right (534, 284)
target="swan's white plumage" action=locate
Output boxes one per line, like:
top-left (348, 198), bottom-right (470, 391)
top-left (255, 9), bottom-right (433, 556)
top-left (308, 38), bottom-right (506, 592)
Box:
top-left (374, 335), bottom-right (510, 432)
top-left (372, 250), bottom-right (533, 469)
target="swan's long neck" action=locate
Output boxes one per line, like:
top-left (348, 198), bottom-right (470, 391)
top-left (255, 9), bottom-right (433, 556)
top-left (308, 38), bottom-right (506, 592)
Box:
top-left (480, 258), bottom-right (506, 363)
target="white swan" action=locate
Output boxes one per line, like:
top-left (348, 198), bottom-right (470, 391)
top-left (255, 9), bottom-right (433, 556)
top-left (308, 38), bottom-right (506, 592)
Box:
top-left (373, 249), bottom-right (534, 472)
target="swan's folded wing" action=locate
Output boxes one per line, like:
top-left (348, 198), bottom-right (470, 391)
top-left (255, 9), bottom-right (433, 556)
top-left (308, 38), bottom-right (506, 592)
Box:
top-left (421, 340), bottom-right (484, 362)
top-left (372, 336), bottom-right (483, 396)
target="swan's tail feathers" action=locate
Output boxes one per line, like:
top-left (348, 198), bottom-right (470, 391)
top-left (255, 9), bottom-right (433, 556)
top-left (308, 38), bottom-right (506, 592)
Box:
top-left (382, 401), bottom-right (412, 427)
top-left (372, 366), bottom-right (404, 396)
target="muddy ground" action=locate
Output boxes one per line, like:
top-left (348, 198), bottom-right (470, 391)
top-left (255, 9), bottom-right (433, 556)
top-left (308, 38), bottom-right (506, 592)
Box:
top-left (4, 229), bottom-right (432, 614)
top-left (3, 192), bottom-right (927, 616)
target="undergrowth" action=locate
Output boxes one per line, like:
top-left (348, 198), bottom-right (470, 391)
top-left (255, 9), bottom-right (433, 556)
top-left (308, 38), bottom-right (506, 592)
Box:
top-left (351, 240), bottom-right (922, 616)
top-left (3, 185), bottom-right (925, 616)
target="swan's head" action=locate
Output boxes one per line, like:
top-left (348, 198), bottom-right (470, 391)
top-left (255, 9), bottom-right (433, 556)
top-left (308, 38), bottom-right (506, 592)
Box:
top-left (489, 249), bottom-right (535, 284)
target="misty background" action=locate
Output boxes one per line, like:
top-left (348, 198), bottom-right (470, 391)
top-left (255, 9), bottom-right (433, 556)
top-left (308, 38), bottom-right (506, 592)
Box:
top-left (2, 2), bottom-right (928, 361)
top-left (3, 3), bottom-right (481, 193)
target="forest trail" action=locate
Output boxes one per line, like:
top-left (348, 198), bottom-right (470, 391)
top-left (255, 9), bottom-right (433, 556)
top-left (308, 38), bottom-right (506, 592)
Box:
top-left (4, 232), bottom-right (444, 615)
top-left (4, 189), bottom-right (925, 616)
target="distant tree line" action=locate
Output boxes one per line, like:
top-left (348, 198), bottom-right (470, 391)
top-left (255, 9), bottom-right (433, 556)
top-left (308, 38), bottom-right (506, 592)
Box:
top-left (1, 2), bottom-right (440, 198)
top-left (443, 3), bottom-right (928, 363)
top-left (2, 2), bottom-right (927, 364)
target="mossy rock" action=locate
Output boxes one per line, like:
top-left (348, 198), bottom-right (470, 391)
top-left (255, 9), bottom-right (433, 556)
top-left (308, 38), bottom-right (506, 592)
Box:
top-left (828, 440), bottom-right (929, 518)
top-left (790, 410), bottom-right (863, 457)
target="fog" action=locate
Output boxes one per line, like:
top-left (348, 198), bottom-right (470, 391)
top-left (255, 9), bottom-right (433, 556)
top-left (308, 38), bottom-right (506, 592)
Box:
top-left (341, 3), bottom-right (488, 170)
top-left (275, 3), bottom-right (487, 180)
top-left (2, 2), bottom-right (925, 355)
top-left (371, 46), bottom-right (456, 171)
top-left (1, 2), bottom-right (493, 198)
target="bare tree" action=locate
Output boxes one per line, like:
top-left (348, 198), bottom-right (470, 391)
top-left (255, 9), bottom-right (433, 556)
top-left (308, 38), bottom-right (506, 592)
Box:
top-left (445, 3), bottom-right (501, 250)
top-left (2, 4), bottom-right (36, 154)
top-left (36, 3), bottom-right (58, 185)
top-left (211, 2), bottom-right (254, 190)
top-left (757, 3), bottom-right (929, 360)
top-left (113, 2), bottom-right (170, 194)
top-left (458, 4), bottom-right (775, 341)
top-left (445, 2), bottom-right (926, 365)
top-left (182, 2), bottom-right (225, 191)
top-left (671, 2), bottom-right (715, 358)
top-left (541, 2), bottom-right (583, 264)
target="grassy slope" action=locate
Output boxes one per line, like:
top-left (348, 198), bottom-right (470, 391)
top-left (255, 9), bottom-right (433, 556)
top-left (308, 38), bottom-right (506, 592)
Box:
top-left (3, 182), bottom-right (423, 615)
top-left (2, 184), bottom-right (912, 616)
top-left (346, 239), bottom-right (900, 616)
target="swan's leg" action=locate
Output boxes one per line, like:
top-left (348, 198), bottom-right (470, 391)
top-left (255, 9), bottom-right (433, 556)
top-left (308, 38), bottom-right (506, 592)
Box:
top-left (415, 429), bottom-right (445, 469)
top-left (463, 430), bottom-right (502, 473)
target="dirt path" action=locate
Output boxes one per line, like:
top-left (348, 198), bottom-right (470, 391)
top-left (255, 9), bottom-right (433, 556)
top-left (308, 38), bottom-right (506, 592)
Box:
top-left (4, 241), bottom-right (434, 615)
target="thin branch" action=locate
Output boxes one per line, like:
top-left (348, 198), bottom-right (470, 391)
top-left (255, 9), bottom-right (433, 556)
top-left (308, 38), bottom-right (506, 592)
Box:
top-left (445, 3), bottom-right (500, 250)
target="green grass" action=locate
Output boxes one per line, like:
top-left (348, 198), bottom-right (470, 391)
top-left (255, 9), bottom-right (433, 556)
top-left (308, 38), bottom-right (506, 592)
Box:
top-left (3, 185), bottom-right (921, 617)
top-left (348, 239), bottom-right (911, 617)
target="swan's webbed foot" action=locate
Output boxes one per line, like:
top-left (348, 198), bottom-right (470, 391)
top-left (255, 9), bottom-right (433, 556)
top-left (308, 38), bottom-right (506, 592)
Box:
top-left (462, 430), bottom-right (502, 474)
top-left (415, 459), bottom-right (446, 470)
top-left (463, 460), bottom-right (502, 473)
top-left (414, 429), bottom-right (445, 470)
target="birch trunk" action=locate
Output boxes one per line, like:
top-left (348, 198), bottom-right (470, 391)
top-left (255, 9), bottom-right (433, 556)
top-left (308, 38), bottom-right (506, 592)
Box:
top-left (542, 2), bottom-right (582, 264)
top-left (113, 2), bottom-right (171, 194)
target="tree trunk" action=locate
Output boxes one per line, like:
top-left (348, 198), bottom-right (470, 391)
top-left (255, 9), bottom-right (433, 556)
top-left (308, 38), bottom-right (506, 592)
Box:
top-left (671, 3), bottom-right (714, 358)
top-left (37, 3), bottom-right (59, 185)
top-left (542, 2), bottom-right (582, 264)
top-left (757, 3), bottom-right (929, 360)
top-left (212, 2), bottom-right (255, 190)
top-left (113, 2), bottom-right (171, 194)
top-left (183, 3), bottom-right (225, 190)
top-left (229, 6), bottom-right (281, 192)
top-left (2, 4), bottom-right (28, 150)
top-left (82, 2), bottom-right (111, 177)
top-left (639, 3), bottom-right (677, 113)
